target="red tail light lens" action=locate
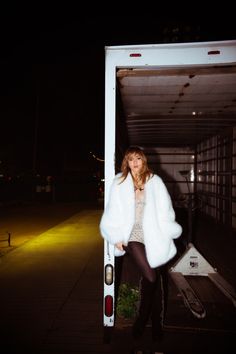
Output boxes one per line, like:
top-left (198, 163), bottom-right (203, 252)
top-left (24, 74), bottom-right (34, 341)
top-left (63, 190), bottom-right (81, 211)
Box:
top-left (129, 53), bottom-right (142, 57)
top-left (105, 295), bottom-right (113, 317)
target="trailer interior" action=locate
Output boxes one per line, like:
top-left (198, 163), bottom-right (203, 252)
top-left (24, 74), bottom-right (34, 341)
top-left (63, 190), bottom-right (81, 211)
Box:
top-left (103, 41), bottom-right (236, 351)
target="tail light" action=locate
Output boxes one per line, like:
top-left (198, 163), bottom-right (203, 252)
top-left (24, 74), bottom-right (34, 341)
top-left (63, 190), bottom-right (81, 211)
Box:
top-left (105, 295), bottom-right (113, 317)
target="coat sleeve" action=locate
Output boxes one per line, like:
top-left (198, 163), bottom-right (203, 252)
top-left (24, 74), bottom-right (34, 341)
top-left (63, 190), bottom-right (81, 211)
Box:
top-left (156, 176), bottom-right (182, 239)
top-left (99, 177), bottom-right (124, 245)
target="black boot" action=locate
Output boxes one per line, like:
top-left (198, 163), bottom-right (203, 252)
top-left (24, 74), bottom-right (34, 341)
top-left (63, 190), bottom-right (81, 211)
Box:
top-left (132, 277), bottom-right (155, 339)
top-left (151, 270), bottom-right (164, 342)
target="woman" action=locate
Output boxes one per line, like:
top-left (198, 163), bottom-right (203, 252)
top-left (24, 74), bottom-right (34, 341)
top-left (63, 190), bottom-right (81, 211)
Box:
top-left (100, 146), bottom-right (182, 340)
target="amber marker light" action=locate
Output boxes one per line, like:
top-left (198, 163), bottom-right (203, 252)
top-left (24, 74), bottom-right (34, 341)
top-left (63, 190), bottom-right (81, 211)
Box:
top-left (105, 264), bottom-right (113, 285)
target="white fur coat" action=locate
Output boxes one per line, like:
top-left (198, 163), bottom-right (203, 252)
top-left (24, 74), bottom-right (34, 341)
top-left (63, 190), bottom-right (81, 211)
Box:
top-left (100, 172), bottom-right (182, 268)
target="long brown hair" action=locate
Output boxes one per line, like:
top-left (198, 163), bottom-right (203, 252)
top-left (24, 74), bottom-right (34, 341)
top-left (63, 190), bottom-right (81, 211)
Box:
top-left (120, 146), bottom-right (153, 185)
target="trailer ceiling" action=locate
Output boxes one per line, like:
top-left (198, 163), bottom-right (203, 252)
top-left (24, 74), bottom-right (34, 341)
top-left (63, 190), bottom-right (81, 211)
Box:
top-left (117, 65), bottom-right (236, 147)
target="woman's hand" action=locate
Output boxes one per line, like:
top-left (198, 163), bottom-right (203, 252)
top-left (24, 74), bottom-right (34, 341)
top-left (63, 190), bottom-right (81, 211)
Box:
top-left (115, 242), bottom-right (124, 251)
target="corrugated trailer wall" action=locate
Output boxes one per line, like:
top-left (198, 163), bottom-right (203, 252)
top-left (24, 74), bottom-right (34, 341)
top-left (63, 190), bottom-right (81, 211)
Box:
top-left (144, 128), bottom-right (236, 232)
top-left (145, 147), bottom-right (195, 198)
top-left (196, 127), bottom-right (234, 229)
top-left (232, 127), bottom-right (236, 229)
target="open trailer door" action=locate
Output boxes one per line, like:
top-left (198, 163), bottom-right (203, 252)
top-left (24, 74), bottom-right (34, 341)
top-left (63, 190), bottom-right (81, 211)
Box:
top-left (103, 40), bottom-right (236, 340)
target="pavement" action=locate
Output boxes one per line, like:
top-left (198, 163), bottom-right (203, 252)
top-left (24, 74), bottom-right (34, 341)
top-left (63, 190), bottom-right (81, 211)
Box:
top-left (0, 201), bottom-right (109, 354)
top-left (0, 202), bottom-right (235, 354)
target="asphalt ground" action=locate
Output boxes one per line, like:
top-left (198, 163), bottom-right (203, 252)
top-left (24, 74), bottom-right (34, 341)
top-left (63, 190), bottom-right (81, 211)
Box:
top-left (0, 202), bottom-right (235, 354)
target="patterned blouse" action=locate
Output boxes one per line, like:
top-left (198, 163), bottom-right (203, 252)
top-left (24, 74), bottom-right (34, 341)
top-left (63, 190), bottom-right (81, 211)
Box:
top-left (129, 189), bottom-right (146, 244)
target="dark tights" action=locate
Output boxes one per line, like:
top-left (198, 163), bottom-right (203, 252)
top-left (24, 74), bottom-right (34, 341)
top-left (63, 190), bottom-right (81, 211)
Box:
top-left (124, 241), bottom-right (164, 338)
top-left (124, 241), bottom-right (156, 283)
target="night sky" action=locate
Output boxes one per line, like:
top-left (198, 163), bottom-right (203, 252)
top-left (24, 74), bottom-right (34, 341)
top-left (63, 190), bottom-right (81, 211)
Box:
top-left (0, 5), bottom-right (235, 177)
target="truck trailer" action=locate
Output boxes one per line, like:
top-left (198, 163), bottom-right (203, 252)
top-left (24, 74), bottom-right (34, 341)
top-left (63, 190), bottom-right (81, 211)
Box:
top-left (102, 39), bottom-right (236, 342)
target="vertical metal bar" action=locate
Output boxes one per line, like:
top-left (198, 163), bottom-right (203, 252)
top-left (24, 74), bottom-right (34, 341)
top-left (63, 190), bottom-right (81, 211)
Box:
top-left (103, 48), bottom-right (116, 327)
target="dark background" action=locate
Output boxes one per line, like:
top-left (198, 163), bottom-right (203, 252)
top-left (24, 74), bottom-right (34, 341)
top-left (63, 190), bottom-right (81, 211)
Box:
top-left (0, 4), bottom-right (235, 198)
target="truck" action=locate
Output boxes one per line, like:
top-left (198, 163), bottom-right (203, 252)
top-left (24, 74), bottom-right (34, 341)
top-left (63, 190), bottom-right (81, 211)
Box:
top-left (102, 39), bottom-right (236, 339)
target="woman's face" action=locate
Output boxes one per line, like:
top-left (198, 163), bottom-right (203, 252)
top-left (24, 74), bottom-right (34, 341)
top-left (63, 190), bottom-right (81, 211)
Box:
top-left (128, 153), bottom-right (143, 175)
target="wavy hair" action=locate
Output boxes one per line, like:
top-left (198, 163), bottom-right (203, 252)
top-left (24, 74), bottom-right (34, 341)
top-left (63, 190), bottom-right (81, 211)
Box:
top-left (120, 146), bottom-right (153, 185)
